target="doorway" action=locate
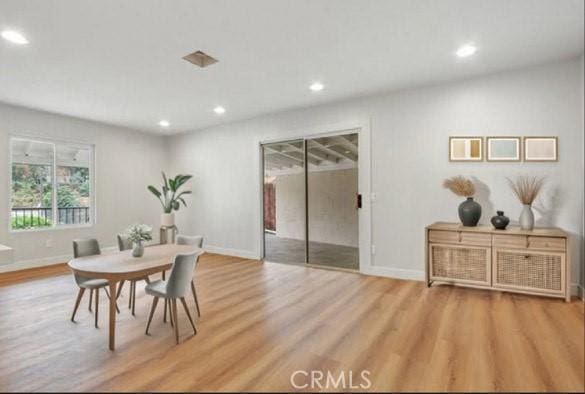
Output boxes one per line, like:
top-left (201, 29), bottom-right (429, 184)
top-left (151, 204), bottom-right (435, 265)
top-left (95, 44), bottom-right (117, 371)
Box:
top-left (262, 131), bottom-right (360, 270)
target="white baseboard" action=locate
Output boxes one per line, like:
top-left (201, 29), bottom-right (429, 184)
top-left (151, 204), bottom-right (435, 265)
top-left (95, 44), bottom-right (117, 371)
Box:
top-left (0, 253), bottom-right (71, 273)
top-left (363, 266), bottom-right (584, 300)
top-left (204, 245), bottom-right (260, 260)
top-left (0, 246), bottom-right (118, 274)
top-left (362, 265), bottom-right (425, 281)
top-left (574, 284), bottom-right (585, 300)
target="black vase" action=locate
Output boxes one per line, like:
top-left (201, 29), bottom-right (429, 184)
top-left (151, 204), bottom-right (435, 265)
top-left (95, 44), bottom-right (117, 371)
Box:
top-left (458, 197), bottom-right (482, 226)
top-left (491, 210), bottom-right (510, 230)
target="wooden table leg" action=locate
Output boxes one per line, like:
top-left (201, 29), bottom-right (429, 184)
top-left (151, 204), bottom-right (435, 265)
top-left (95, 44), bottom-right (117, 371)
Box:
top-left (108, 281), bottom-right (118, 351)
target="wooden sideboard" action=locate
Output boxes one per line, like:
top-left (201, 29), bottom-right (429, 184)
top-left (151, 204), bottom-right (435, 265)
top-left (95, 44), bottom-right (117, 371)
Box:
top-left (425, 222), bottom-right (570, 301)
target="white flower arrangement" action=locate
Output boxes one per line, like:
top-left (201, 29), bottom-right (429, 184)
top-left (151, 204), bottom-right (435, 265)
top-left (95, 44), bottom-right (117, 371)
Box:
top-left (124, 224), bottom-right (153, 243)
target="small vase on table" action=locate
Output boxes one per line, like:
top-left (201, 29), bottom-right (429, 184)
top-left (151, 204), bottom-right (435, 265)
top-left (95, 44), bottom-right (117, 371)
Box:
top-left (132, 240), bottom-right (144, 258)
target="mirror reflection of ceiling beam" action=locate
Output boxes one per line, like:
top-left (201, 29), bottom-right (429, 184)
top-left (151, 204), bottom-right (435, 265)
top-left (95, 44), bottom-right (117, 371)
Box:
top-left (275, 144), bottom-right (323, 165)
top-left (328, 145), bottom-right (357, 161)
top-left (265, 150), bottom-right (303, 166)
top-left (332, 135), bottom-right (358, 154)
top-left (308, 139), bottom-right (357, 162)
top-left (265, 153), bottom-right (301, 168)
top-left (307, 148), bottom-right (339, 163)
top-left (265, 144), bottom-right (321, 166)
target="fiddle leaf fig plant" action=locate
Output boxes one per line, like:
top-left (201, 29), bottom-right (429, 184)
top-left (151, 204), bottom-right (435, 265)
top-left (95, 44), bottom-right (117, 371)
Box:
top-left (148, 172), bottom-right (193, 213)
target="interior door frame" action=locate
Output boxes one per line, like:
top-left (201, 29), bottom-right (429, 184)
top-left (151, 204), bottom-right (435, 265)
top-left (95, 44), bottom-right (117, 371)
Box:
top-left (258, 119), bottom-right (372, 273)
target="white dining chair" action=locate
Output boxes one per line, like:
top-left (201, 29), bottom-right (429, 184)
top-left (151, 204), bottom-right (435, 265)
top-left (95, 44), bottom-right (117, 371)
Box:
top-left (145, 251), bottom-right (202, 344)
top-left (70, 238), bottom-right (119, 328)
top-left (176, 234), bottom-right (203, 317)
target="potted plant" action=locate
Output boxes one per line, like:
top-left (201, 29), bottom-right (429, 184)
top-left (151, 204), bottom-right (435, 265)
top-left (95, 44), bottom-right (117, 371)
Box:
top-left (443, 176), bottom-right (481, 226)
top-left (148, 172), bottom-right (192, 227)
top-left (124, 224), bottom-right (153, 257)
top-left (507, 176), bottom-right (545, 230)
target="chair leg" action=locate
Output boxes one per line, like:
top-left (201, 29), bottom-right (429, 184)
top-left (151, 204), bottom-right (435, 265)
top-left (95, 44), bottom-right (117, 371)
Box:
top-left (94, 288), bottom-right (99, 328)
top-left (116, 280), bottom-right (126, 300)
top-left (162, 270), bottom-right (166, 280)
top-left (180, 297), bottom-right (197, 335)
top-left (191, 280), bottom-right (201, 317)
top-left (128, 281), bottom-right (134, 309)
top-left (88, 288), bottom-right (93, 311)
top-left (172, 299), bottom-right (179, 344)
top-left (163, 298), bottom-right (168, 323)
top-left (71, 288), bottom-right (86, 322)
top-left (104, 287), bottom-right (120, 314)
top-left (169, 300), bottom-right (174, 328)
top-left (131, 281), bottom-right (137, 316)
top-left (145, 297), bottom-right (159, 335)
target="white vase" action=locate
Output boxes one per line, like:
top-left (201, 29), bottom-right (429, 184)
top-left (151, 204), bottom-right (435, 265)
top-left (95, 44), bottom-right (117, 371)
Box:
top-left (161, 213), bottom-right (175, 227)
top-left (132, 240), bottom-right (144, 258)
top-left (519, 204), bottom-right (534, 230)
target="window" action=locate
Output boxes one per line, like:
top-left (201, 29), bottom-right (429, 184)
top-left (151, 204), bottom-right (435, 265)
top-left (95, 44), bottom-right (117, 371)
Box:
top-left (10, 137), bottom-right (94, 231)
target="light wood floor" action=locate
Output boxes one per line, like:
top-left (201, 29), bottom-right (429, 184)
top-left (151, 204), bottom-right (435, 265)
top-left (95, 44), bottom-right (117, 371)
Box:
top-left (264, 233), bottom-right (359, 270)
top-left (0, 254), bottom-right (583, 392)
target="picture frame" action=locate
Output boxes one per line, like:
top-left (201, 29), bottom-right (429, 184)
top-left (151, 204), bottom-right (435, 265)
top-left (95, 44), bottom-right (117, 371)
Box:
top-left (486, 137), bottom-right (521, 162)
top-left (449, 137), bottom-right (483, 161)
top-left (524, 137), bottom-right (558, 162)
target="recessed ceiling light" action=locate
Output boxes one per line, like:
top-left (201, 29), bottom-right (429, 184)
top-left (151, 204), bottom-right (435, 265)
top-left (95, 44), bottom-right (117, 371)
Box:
top-left (456, 44), bottom-right (477, 58)
top-left (213, 106), bottom-right (226, 114)
top-left (309, 82), bottom-right (324, 92)
top-left (1, 30), bottom-right (29, 45)
top-left (158, 120), bottom-right (170, 127)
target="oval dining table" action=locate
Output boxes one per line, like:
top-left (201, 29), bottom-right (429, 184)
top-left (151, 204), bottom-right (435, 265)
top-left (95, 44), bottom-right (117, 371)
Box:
top-left (68, 243), bottom-right (198, 350)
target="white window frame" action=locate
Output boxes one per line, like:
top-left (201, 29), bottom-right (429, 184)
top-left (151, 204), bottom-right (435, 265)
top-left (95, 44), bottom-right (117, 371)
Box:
top-left (8, 135), bottom-right (96, 232)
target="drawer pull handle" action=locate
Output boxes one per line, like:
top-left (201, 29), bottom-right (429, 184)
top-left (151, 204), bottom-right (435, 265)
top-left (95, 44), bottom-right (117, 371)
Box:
top-left (524, 255), bottom-right (530, 259)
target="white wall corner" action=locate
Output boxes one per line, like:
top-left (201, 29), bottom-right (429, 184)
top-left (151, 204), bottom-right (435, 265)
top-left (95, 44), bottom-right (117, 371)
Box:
top-left (363, 265), bottom-right (425, 281)
top-left (204, 245), bottom-right (261, 260)
top-left (574, 283), bottom-right (585, 301)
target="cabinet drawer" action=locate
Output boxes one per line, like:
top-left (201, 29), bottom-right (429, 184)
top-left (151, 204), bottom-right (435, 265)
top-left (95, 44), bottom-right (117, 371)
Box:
top-left (528, 236), bottom-right (565, 251)
top-left (492, 249), bottom-right (565, 295)
top-left (492, 234), bottom-right (527, 249)
top-left (429, 230), bottom-right (459, 244)
top-left (428, 230), bottom-right (491, 246)
top-left (461, 232), bottom-right (491, 246)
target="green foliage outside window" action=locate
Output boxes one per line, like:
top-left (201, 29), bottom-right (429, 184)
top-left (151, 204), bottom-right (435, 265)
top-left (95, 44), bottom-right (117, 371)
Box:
top-left (11, 164), bottom-right (90, 229)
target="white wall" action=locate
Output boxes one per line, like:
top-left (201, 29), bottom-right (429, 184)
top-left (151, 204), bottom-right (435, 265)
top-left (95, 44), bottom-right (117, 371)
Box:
top-left (581, 54), bottom-right (585, 296)
top-left (168, 58), bottom-right (584, 289)
top-left (0, 103), bottom-right (168, 270)
top-left (275, 169), bottom-right (358, 247)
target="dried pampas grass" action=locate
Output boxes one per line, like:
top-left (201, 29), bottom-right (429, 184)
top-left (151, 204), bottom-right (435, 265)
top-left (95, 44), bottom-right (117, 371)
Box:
top-left (443, 176), bottom-right (475, 197)
top-left (507, 176), bottom-right (545, 205)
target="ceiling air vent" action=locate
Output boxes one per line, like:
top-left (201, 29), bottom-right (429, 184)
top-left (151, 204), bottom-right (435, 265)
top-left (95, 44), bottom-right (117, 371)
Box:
top-left (182, 51), bottom-right (218, 68)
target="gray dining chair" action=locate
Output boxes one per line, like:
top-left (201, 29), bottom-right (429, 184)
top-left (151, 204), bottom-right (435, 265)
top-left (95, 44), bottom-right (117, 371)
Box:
top-left (145, 251), bottom-right (202, 344)
top-left (115, 234), bottom-right (150, 315)
top-left (176, 234), bottom-right (203, 317)
top-left (71, 238), bottom-right (119, 328)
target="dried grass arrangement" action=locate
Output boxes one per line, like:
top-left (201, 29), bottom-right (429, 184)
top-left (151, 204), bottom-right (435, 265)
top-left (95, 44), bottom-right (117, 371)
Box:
top-left (443, 176), bottom-right (475, 198)
top-left (507, 176), bottom-right (545, 205)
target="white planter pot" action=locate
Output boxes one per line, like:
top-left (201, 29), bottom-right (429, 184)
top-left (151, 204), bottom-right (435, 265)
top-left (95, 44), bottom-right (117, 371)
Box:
top-left (161, 213), bottom-right (175, 227)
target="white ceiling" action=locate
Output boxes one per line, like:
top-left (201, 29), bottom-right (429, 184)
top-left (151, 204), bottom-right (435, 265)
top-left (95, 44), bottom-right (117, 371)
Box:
top-left (0, 0), bottom-right (583, 134)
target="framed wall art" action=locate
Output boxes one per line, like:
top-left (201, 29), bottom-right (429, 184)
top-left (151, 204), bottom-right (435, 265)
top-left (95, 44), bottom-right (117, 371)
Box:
top-left (524, 137), bottom-right (558, 162)
top-left (486, 137), bottom-right (521, 162)
top-left (449, 137), bottom-right (483, 161)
